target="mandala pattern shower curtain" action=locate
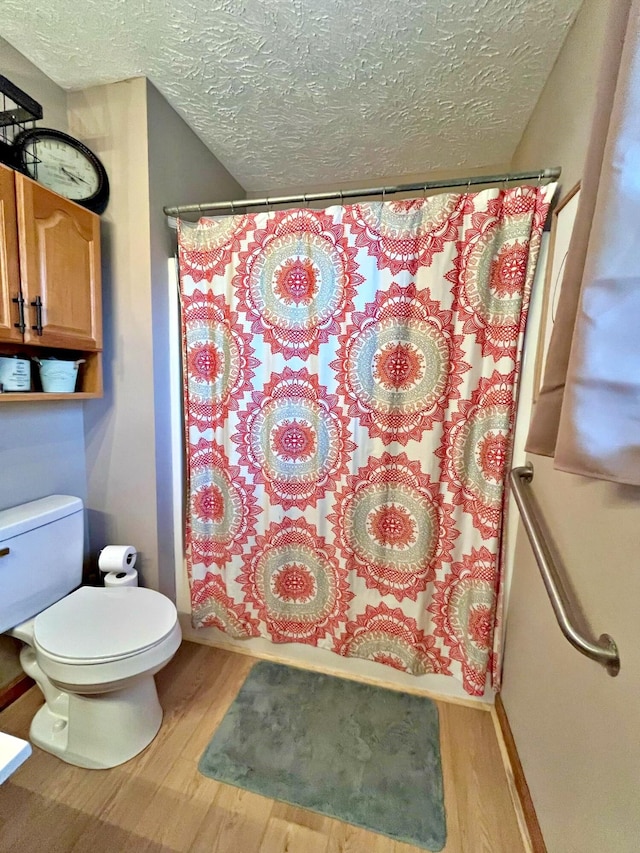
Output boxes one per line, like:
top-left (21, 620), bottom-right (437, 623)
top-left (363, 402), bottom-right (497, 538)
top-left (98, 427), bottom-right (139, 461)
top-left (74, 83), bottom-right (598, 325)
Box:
top-left (178, 185), bottom-right (553, 696)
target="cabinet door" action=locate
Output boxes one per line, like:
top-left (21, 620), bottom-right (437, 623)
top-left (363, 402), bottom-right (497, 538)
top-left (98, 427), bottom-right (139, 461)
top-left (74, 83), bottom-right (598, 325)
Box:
top-left (0, 164), bottom-right (23, 344)
top-left (16, 174), bottom-right (102, 349)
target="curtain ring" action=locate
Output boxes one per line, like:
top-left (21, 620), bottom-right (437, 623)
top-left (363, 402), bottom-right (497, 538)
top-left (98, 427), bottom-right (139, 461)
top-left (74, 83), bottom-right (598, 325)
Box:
top-left (467, 177), bottom-right (472, 195)
top-left (303, 193), bottom-right (307, 207)
top-left (339, 190), bottom-right (344, 206)
top-left (230, 199), bottom-right (235, 214)
top-left (266, 197), bottom-right (272, 212)
top-left (423, 183), bottom-right (428, 200)
top-left (382, 187), bottom-right (386, 204)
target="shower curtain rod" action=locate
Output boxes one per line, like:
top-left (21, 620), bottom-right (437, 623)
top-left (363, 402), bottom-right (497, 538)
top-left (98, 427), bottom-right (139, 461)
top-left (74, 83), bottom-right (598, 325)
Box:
top-left (163, 166), bottom-right (561, 217)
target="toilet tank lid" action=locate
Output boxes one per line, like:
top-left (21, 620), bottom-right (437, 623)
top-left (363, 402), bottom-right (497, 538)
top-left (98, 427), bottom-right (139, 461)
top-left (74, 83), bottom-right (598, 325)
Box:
top-left (0, 495), bottom-right (83, 541)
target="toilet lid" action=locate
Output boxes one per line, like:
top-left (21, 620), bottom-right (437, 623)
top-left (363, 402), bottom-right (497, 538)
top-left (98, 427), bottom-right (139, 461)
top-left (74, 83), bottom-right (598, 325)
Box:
top-left (34, 586), bottom-right (178, 663)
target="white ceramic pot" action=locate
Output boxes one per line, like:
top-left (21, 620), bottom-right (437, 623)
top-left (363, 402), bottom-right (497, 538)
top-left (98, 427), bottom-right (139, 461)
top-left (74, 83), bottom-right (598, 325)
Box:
top-left (34, 358), bottom-right (85, 393)
top-left (0, 356), bottom-right (31, 392)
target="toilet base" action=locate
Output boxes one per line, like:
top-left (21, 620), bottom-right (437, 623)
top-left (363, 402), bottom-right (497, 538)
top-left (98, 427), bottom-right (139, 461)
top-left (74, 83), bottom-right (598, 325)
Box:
top-left (30, 675), bottom-right (163, 769)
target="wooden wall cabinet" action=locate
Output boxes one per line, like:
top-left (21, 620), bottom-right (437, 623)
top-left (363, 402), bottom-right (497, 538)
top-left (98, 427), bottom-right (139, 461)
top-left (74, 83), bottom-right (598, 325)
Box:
top-left (0, 162), bottom-right (103, 400)
top-left (0, 163), bottom-right (21, 346)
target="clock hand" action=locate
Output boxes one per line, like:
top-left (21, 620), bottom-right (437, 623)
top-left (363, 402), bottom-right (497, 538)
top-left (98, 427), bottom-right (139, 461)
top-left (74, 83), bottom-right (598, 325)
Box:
top-left (60, 167), bottom-right (81, 184)
top-left (61, 166), bottom-right (91, 186)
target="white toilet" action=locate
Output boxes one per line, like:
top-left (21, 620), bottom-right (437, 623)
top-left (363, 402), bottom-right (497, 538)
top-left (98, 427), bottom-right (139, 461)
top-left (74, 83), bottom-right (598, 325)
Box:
top-left (0, 495), bottom-right (182, 769)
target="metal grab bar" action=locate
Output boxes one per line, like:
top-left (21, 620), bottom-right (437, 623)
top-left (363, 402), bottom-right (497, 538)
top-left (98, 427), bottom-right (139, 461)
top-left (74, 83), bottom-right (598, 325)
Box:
top-left (510, 463), bottom-right (620, 676)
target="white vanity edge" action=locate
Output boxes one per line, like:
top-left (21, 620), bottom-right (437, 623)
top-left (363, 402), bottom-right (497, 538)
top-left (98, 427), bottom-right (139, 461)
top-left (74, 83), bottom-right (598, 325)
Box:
top-left (0, 732), bottom-right (31, 784)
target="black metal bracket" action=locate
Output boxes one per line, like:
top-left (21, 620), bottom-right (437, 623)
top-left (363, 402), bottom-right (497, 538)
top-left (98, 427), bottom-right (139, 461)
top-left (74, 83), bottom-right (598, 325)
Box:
top-left (0, 76), bottom-right (43, 127)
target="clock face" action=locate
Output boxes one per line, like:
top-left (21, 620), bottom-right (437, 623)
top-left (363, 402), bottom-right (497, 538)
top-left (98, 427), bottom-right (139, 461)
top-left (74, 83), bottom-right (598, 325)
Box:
top-left (22, 136), bottom-right (100, 200)
top-left (12, 128), bottom-right (109, 214)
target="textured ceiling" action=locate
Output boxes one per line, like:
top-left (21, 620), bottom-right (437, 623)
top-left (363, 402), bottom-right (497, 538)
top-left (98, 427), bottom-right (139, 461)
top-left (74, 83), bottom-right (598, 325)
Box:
top-left (0, 0), bottom-right (582, 192)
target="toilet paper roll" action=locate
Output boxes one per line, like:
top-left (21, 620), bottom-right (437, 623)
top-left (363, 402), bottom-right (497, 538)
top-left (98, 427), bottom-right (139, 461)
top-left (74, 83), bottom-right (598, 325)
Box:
top-left (104, 569), bottom-right (138, 588)
top-left (98, 545), bottom-right (137, 573)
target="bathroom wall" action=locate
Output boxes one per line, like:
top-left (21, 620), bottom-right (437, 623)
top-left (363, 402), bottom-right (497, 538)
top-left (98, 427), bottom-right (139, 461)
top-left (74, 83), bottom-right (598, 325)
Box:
top-left (68, 78), bottom-right (156, 588)
top-left (0, 401), bottom-right (88, 689)
top-left (251, 163), bottom-right (512, 201)
top-left (0, 49), bottom-right (241, 690)
top-left (0, 38), bottom-right (68, 133)
top-left (502, 1), bottom-right (640, 850)
top-left (0, 39), bottom-right (89, 690)
top-left (67, 78), bottom-right (244, 597)
top-left (0, 44), bottom-right (88, 508)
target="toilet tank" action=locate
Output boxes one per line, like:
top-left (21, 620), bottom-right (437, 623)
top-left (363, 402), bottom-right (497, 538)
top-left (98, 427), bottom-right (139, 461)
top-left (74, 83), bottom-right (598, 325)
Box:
top-left (0, 495), bottom-right (84, 633)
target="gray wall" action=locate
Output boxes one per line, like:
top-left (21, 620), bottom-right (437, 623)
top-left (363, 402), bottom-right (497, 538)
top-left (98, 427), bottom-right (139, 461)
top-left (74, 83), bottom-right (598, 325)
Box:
top-left (0, 40), bottom-right (88, 687)
top-left (67, 77), bottom-right (245, 596)
top-left (68, 78), bottom-right (157, 588)
top-left (145, 79), bottom-right (245, 598)
top-left (0, 403), bottom-right (87, 511)
top-left (0, 40), bottom-right (87, 512)
top-left (503, 2), bottom-right (640, 851)
top-left (0, 38), bottom-right (68, 134)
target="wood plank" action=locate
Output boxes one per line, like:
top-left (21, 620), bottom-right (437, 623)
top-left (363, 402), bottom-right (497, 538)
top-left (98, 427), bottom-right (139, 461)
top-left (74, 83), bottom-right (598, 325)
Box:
top-left (0, 674), bottom-right (33, 712)
top-left (0, 163), bottom-right (23, 345)
top-left (133, 756), bottom-right (219, 851)
top-left (438, 703), bottom-right (526, 853)
top-left (493, 695), bottom-right (547, 853)
top-left (180, 650), bottom-right (255, 763)
top-left (0, 681), bottom-right (42, 736)
top-left (0, 392), bottom-right (101, 401)
top-left (325, 818), bottom-right (398, 852)
top-left (260, 814), bottom-right (329, 853)
top-left (16, 172), bottom-right (102, 350)
top-left (437, 702), bottom-right (464, 852)
top-left (81, 645), bottom-right (228, 837)
top-left (191, 784), bottom-right (273, 853)
top-left (0, 642), bottom-right (528, 853)
top-left (271, 800), bottom-right (332, 833)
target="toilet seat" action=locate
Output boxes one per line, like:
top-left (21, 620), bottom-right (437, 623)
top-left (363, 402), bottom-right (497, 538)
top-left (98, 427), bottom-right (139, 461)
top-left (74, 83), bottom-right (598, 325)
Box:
top-left (34, 586), bottom-right (177, 664)
top-left (29, 586), bottom-right (182, 694)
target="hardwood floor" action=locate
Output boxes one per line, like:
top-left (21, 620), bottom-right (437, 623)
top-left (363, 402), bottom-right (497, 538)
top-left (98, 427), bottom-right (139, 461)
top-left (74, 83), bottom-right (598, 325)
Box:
top-left (0, 642), bottom-right (525, 853)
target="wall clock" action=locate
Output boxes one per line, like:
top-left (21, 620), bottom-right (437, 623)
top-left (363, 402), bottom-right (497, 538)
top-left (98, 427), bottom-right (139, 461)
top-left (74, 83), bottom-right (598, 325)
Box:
top-left (12, 127), bottom-right (109, 215)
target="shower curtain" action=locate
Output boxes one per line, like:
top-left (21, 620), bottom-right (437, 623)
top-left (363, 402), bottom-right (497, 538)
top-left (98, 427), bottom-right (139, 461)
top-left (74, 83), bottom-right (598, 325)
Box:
top-left (178, 185), bottom-right (554, 696)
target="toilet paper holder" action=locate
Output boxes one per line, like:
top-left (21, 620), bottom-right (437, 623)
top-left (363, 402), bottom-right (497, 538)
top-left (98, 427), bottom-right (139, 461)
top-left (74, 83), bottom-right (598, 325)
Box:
top-left (98, 545), bottom-right (138, 574)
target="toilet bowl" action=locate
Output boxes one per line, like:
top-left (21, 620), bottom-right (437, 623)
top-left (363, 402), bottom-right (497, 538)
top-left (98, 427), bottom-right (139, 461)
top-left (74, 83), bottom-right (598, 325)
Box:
top-left (9, 587), bottom-right (181, 769)
top-left (0, 496), bottom-right (182, 769)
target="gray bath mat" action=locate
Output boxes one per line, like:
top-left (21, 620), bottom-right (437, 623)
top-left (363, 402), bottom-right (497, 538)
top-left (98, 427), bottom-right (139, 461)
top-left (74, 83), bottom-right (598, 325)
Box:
top-left (198, 661), bottom-right (446, 851)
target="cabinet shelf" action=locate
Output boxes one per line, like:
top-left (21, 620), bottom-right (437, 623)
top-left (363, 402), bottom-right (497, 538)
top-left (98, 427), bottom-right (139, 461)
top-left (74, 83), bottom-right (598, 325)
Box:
top-left (0, 162), bottom-right (103, 400)
top-left (0, 391), bottom-right (101, 402)
top-left (0, 348), bottom-right (102, 398)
